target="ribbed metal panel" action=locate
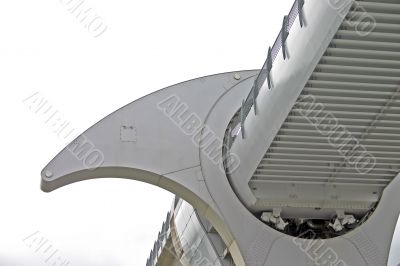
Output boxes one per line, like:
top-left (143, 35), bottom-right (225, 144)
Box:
top-left (251, 0), bottom-right (400, 214)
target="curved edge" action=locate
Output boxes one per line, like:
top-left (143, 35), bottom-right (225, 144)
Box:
top-left (41, 166), bottom-right (246, 265)
top-left (40, 70), bottom-right (257, 265)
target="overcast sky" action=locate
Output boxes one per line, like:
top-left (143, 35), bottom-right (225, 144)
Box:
top-left (0, 0), bottom-right (398, 265)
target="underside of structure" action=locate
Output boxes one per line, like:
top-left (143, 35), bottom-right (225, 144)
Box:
top-left (41, 0), bottom-right (400, 265)
top-left (146, 198), bottom-right (234, 266)
top-left (226, 0), bottom-right (400, 239)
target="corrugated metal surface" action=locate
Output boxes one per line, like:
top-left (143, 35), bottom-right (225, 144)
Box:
top-left (250, 0), bottom-right (400, 214)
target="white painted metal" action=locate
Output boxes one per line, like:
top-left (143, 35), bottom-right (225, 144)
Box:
top-left (228, 0), bottom-right (353, 208)
top-left (229, 0), bottom-right (400, 221)
top-left (147, 198), bottom-right (233, 266)
top-left (41, 0), bottom-right (400, 265)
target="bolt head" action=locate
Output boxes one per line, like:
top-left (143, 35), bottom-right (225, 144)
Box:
top-left (44, 170), bottom-right (53, 178)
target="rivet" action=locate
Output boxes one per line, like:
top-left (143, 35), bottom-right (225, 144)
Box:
top-left (45, 170), bottom-right (53, 178)
top-left (234, 74), bottom-right (241, 80)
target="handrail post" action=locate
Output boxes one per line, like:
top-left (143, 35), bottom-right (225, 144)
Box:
top-left (282, 15), bottom-right (289, 60)
top-left (240, 100), bottom-right (245, 139)
top-left (253, 85), bottom-right (258, 115)
top-left (267, 47), bottom-right (273, 89)
top-left (298, 0), bottom-right (305, 27)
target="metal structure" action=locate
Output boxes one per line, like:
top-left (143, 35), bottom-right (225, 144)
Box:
top-left (42, 0), bottom-right (400, 265)
top-left (146, 197), bottom-right (234, 266)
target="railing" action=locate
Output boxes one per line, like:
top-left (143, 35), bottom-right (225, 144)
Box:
top-left (146, 2), bottom-right (306, 264)
top-left (226, 0), bottom-right (305, 148)
top-left (146, 211), bottom-right (172, 266)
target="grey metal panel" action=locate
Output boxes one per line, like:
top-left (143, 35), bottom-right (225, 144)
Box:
top-left (41, 0), bottom-right (400, 265)
top-left (173, 200), bottom-right (229, 266)
top-left (388, 215), bottom-right (400, 266)
top-left (228, 0), bottom-right (354, 208)
top-left (41, 70), bottom-right (258, 265)
top-left (229, 0), bottom-right (400, 221)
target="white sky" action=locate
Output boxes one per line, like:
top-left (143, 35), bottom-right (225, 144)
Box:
top-left (0, 0), bottom-right (398, 265)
